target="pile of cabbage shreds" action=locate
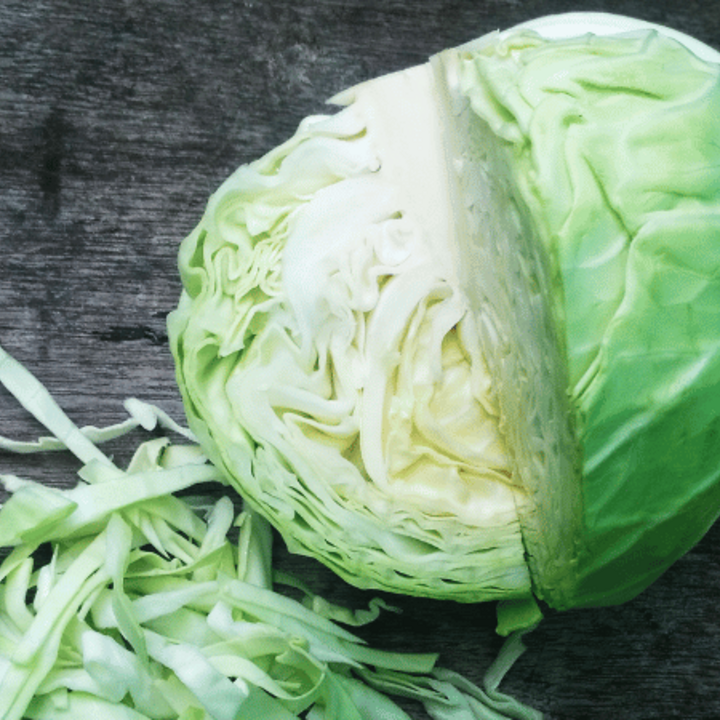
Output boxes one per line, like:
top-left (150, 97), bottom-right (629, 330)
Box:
top-left (0, 344), bottom-right (540, 720)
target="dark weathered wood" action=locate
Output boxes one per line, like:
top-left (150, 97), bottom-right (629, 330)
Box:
top-left (1, 2), bottom-right (719, 718)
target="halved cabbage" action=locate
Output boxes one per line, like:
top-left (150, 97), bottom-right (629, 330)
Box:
top-left (168, 13), bottom-right (720, 611)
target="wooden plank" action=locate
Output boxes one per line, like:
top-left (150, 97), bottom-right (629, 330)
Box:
top-left (1, 2), bottom-right (719, 718)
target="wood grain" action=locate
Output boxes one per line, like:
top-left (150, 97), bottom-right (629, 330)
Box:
top-left (1, 1), bottom-right (719, 718)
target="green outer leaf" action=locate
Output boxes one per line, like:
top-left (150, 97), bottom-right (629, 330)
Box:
top-left (456, 28), bottom-right (720, 607)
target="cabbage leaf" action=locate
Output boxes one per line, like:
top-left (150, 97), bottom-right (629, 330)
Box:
top-left (168, 15), bottom-right (720, 610)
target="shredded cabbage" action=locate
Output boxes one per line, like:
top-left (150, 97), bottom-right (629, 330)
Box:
top-left (0, 343), bottom-right (539, 720)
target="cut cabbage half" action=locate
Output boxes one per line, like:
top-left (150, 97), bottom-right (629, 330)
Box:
top-left (169, 13), bottom-right (720, 610)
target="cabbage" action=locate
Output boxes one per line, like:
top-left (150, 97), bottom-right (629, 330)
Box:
top-left (168, 13), bottom-right (720, 614)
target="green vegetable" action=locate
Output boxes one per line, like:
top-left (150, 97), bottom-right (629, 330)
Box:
top-left (0, 343), bottom-right (539, 720)
top-left (167, 12), bottom-right (720, 612)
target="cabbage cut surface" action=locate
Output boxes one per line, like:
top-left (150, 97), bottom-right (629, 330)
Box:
top-left (170, 19), bottom-right (720, 609)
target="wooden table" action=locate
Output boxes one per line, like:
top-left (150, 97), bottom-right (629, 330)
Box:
top-left (1, 2), bottom-right (719, 718)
